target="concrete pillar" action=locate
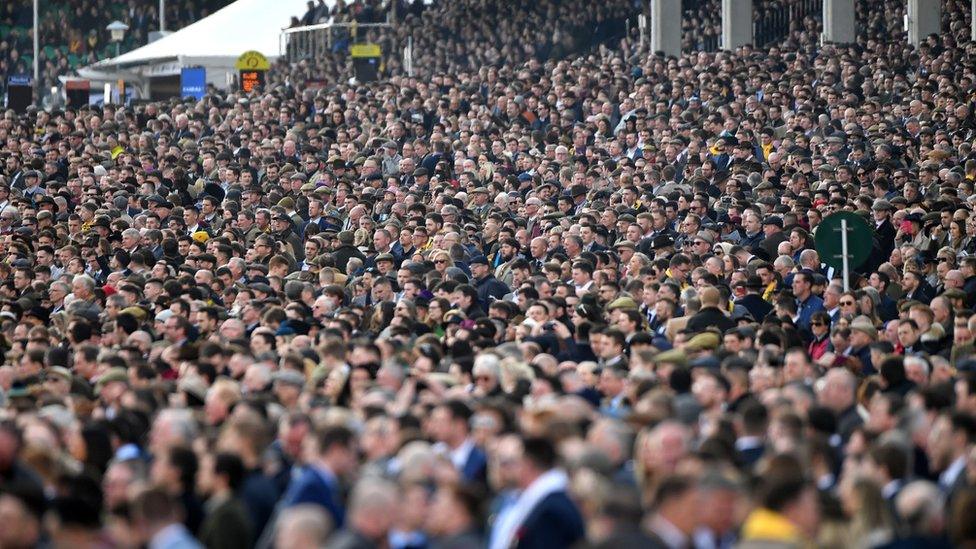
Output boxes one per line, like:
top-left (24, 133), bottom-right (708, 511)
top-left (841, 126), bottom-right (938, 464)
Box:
top-left (907, 0), bottom-right (940, 48)
top-left (722, 0), bottom-right (753, 50)
top-left (823, 0), bottom-right (856, 44)
top-left (650, 0), bottom-right (682, 57)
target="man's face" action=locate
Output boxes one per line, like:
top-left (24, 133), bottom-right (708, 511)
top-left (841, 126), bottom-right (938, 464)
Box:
top-left (791, 275), bottom-right (809, 298)
top-left (372, 284), bottom-right (391, 302)
top-left (898, 324), bottom-right (919, 348)
top-left (471, 263), bottom-right (488, 279)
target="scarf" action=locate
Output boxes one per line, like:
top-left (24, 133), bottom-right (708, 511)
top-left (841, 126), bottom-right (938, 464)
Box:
top-left (489, 469), bottom-right (568, 549)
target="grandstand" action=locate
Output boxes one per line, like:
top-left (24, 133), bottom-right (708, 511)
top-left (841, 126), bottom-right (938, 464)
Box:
top-left (0, 0), bottom-right (233, 101)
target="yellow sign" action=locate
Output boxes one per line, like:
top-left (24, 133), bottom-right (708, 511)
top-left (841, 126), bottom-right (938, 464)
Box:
top-left (350, 43), bottom-right (381, 58)
top-left (234, 50), bottom-right (271, 71)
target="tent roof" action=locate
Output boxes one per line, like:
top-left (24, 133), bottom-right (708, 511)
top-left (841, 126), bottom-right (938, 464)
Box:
top-left (89, 0), bottom-right (313, 70)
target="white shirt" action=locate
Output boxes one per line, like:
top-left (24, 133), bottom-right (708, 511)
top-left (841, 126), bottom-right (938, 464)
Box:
top-left (940, 455), bottom-right (966, 492)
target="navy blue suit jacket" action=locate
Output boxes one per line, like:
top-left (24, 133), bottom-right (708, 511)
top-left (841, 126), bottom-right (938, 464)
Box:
top-left (281, 466), bottom-right (345, 528)
top-left (513, 492), bottom-right (585, 549)
top-left (461, 446), bottom-right (488, 484)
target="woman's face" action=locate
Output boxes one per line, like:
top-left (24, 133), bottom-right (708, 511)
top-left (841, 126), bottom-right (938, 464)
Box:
top-left (324, 368), bottom-right (345, 397)
top-left (433, 255), bottom-right (449, 272)
top-left (428, 302), bottom-right (442, 321)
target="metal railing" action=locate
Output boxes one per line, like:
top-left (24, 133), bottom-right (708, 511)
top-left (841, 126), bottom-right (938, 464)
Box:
top-left (754, 0), bottom-right (823, 48)
top-left (280, 21), bottom-right (393, 64)
top-left (680, 0), bottom-right (822, 52)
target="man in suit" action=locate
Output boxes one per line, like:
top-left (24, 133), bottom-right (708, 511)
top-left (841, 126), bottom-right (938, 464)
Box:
top-left (872, 199), bottom-right (897, 258)
top-left (686, 286), bottom-right (736, 335)
top-left (735, 275), bottom-right (774, 322)
top-left (489, 437), bottom-right (584, 549)
top-left (431, 400), bottom-right (488, 484)
top-left (644, 475), bottom-right (699, 548)
top-left (199, 453), bottom-right (254, 549)
top-left (759, 215), bottom-right (789, 260)
top-left (280, 425), bottom-right (357, 528)
top-left (935, 412), bottom-right (976, 504)
top-left (131, 486), bottom-right (203, 549)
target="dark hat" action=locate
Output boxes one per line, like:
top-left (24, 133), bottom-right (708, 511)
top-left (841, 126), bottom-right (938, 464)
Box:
top-left (742, 274), bottom-right (765, 289)
top-left (412, 167), bottom-right (428, 178)
top-left (921, 212), bottom-right (941, 226)
top-left (375, 253), bottom-right (395, 263)
top-left (569, 184), bottom-right (587, 197)
top-left (469, 255), bottom-right (490, 266)
top-left (652, 234), bottom-right (675, 249)
top-left (92, 216), bottom-right (111, 229)
top-left (248, 282), bottom-right (275, 295)
top-left (871, 199), bottom-right (893, 211)
top-left (761, 216), bottom-right (783, 227)
top-left (202, 183), bottom-right (225, 201)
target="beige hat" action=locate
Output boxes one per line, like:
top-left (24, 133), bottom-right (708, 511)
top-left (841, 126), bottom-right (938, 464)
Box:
top-left (850, 315), bottom-right (878, 340)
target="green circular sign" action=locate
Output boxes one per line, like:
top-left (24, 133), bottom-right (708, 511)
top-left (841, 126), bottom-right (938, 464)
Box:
top-left (814, 211), bottom-right (874, 270)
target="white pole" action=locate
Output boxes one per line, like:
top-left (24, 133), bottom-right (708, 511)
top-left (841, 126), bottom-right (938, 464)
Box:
top-left (406, 37), bottom-right (413, 77)
top-left (104, 82), bottom-right (111, 105)
top-left (840, 219), bottom-right (850, 292)
top-left (33, 0), bottom-right (39, 97)
top-left (160, 0), bottom-right (166, 32)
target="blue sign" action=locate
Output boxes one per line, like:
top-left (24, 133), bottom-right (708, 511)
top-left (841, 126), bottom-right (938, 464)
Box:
top-left (180, 67), bottom-right (206, 100)
top-left (7, 74), bottom-right (32, 86)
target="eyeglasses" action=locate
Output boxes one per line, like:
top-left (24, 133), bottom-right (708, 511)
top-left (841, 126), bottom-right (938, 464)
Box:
top-left (694, 241), bottom-right (707, 246)
top-left (840, 300), bottom-right (856, 306)
top-left (434, 259), bottom-right (448, 264)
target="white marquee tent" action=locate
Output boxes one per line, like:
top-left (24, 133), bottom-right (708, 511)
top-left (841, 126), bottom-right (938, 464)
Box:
top-left (76, 0), bottom-right (314, 99)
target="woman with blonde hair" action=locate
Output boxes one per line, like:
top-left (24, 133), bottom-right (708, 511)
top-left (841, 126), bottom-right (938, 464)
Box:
top-left (431, 250), bottom-right (454, 276)
top-left (838, 477), bottom-right (895, 548)
top-left (626, 252), bottom-right (651, 278)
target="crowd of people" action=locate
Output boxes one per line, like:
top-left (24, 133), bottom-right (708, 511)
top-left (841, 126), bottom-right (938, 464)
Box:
top-left (3, 0), bottom-right (976, 547)
top-left (0, 0), bottom-right (233, 101)
top-left (283, 0), bottom-right (632, 85)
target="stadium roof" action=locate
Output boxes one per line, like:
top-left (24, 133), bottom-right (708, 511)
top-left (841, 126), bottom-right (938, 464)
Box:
top-left (86, 0), bottom-right (313, 71)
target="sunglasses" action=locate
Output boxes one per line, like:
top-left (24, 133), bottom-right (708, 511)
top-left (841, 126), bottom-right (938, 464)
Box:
top-left (840, 300), bottom-right (856, 306)
top-left (810, 321), bottom-right (825, 326)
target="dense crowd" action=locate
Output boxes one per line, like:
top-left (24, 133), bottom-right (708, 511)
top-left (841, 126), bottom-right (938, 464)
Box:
top-left (283, 0), bottom-right (632, 85)
top-left (0, 0), bottom-right (233, 99)
top-left (3, 0), bottom-right (976, 548)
